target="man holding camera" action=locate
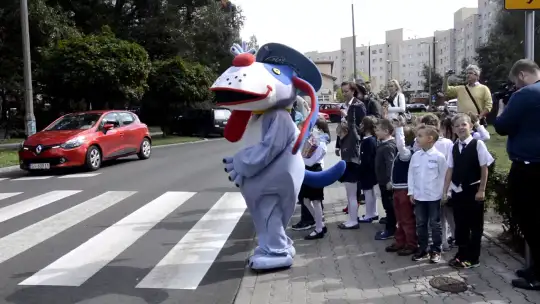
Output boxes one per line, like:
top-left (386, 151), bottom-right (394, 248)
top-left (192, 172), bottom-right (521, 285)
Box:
top-left (443, 65), bottom-right (493, 124)
top-left (495, 59), bottom-right (540, 291)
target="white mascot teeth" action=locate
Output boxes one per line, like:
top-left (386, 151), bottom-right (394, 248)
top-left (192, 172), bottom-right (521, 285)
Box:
top-left (211, 42), bottom-right (346, 271)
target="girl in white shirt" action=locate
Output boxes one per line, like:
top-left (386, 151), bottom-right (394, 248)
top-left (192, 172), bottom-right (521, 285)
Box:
top-left (299, 118), bottom-right (330, 240)
top-left (384, 79), bottom-right (406, 120)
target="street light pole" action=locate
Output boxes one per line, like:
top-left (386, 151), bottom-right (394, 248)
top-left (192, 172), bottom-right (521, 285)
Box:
top-left (20, 0), bottom-right (36, 137)
top-left (351, 3), bottom-right (357, 81)
top-left (428, 43), bottom-right (432, 103)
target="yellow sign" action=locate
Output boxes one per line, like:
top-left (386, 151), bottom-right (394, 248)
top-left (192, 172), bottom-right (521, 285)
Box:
top-left (505, 0), bottom-right (540, 10)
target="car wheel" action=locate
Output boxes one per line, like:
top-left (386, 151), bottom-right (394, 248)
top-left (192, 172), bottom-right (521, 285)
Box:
top-left (85, 145), bottom-right (102, 171)
top-left (137, 138), bottom-right (151, 160)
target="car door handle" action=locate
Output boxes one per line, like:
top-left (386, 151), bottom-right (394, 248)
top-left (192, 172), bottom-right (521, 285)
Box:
top-left (119, 132), bottom-right (125, 136)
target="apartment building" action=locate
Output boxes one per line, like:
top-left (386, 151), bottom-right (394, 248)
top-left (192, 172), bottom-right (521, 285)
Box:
top-left (304, 0), bottom-right (499, 94)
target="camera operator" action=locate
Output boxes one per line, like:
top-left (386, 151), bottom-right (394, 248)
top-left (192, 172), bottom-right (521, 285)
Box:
top-left (443, 65), bottom-right (493, 125)
top-left (494, 59), bottom-right (540, 291)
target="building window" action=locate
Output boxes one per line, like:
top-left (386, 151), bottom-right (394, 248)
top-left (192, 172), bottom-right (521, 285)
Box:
top-left (318, 95), bottom-right (331, 102)
top-left (360, 51), bottom-right (364, 56)
top-left (372, 50), bottom-right (377, 54)
top-left (379, 49), bottom-right (382, 53)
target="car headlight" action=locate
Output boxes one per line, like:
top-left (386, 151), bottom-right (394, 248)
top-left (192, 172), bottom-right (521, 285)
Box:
top-left (61, 136), bottom-right (86, 149)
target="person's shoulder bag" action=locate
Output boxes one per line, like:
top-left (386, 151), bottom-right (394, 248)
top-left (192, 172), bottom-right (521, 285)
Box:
top-left (464, 85), bottom-right (488, 126)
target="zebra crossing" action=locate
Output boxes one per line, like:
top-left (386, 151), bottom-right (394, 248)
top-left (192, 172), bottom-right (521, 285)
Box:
top-left (0, 172), bottom-right (101, 181)
top-left (0, 189), bottom-right (251, 293)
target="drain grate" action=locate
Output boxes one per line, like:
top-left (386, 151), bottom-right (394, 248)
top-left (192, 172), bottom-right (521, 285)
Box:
top-left (429, 276), bottom-right (468, 293)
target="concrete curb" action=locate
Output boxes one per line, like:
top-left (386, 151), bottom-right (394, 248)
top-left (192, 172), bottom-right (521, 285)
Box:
top-left (483, 230), bottom-right (526, 265)
top-left (0, 137), bottom-right (224, 174)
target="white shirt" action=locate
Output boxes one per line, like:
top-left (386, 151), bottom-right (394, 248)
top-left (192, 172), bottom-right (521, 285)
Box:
top-left (408, 147), bottom-right (448, 201)
top-left (387, 93), bottom-right (406, 120)
top-left (472, 124), bottom-right (490, 141)
top-left (304, 141), bottom-right (327, 168)
top-left (447, 135), bottom-right (494, 193)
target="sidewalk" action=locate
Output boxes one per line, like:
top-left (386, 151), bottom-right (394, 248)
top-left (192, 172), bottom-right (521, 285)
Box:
top-left (234, 187), bottom-right (540, 304)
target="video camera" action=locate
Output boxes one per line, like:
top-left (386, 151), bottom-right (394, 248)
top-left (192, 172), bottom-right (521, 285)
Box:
top-left (493, 81), bottom-right (516, 106)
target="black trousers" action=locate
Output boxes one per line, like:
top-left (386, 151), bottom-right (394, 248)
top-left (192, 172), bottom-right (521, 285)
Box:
top-left (357, 184), bottom-right (364, 201)
top-left (508, 161), bottom-right (540, 277)
top-left (379, 184), bottom-right (396, 233)
top-left (451, 184), bottom-right (484, 263)
top-left (299, 201), bottom-right (324, 224)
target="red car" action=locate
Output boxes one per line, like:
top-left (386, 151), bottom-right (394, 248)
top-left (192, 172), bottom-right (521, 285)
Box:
top-left (318, 112), bottom-right (330, 122)
top-left (18, 110), bottom-right (152, 171)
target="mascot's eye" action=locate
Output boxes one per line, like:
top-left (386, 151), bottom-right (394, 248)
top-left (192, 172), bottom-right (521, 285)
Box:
top-left (272, 68), bottom-right (281, 75)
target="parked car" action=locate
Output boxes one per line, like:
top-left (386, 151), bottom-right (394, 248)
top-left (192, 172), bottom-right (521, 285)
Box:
top-left (447, 99), bottom-right (458, 112)
top-left (406, 103), bottom-right (428, 112)
top-left (18, 111), bottom-right (152, 172)
top-left (318, 112), bottom-right (330, 122)
top-left (171, 108), bottom-right (230, 137)
top-left (319, 103), bottom-right (342, 122)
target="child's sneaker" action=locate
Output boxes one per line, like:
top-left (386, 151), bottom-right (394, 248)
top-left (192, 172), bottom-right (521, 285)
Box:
top-left (397, 247), bottom-right (416, 256)
top-left (455, 260), bottom-right (480, 269)
top-left (430, 252), bottom-right (441, 263)
top-left (292, 221), bottom-right (314, 231)
top-left (385, 243), bottom-right (402, 252)
top-left (375, 230), bottom-right (394, 240)
top-left (412, 251), bottom-right (430, 261)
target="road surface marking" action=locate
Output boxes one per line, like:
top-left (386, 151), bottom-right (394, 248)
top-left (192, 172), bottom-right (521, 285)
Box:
top-left (0, 190), bottom-right (81, 223)
top-left (58, 173), bottom-right (101, 179)
top-left (12, 176), bottom-right (54, 181)
top-left (19, 191), bottom-right (195, 287)
top-left (0, 191), bottom-right (135, 265)
top-left (136, 192), bottom-right (246, 290)
top-left (0, 192), bottom-right (22, 201)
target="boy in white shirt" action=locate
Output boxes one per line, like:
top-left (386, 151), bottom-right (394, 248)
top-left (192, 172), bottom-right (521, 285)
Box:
top-left (408, 125), bottom-right (448, 263)
top-left (443, 113), bottom-right (494, 269)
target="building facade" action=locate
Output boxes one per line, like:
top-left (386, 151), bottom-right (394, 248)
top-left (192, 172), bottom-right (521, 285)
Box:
top-left (305, 0), bottom-right (499, 94)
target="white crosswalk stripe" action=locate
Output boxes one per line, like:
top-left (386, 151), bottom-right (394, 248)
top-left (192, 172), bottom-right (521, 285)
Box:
top-left (0, 189), bottom-right (248, 291)
top-left (0, 173), bottom-right (101, 182)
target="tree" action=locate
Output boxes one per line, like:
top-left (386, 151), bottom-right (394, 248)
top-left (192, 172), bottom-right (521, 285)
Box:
top-left (335, 88), bottom-right (344, 102)
top-left (247, 35), bottom-right (259, 51)
top-left (421, 64), bottom-right (444, 93)
top-left (0, 0), bottom-right (79, 119)
top-left (145, 57), bottom-right (216, 133)
top-left (475, 0), bottom-right (533, 90)
top-left (40, 27), bottom-right (151, 111)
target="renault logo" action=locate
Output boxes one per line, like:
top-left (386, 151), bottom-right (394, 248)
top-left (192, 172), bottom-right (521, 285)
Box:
top-left (35, 145), bottom-right (42, 154)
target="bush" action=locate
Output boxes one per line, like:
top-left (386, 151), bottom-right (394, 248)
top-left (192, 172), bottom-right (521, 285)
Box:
top-left (486, 150), bottom-right (524, 249)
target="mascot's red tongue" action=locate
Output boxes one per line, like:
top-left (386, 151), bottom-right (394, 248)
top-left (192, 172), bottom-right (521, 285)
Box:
top-left (223, 110), bottom-right (252, 142)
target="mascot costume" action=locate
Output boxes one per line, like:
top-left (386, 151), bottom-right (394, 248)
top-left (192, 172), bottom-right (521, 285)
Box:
top-left (210, 42), bottom-right (347, 271)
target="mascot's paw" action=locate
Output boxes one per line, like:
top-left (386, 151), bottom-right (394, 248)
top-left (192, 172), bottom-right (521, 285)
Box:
top-left (254, 246), bottom-right (296, 258)
top-left (228, 171), bottom-right (243, 187)
top-left (248, 254), bottom-right (293, 271)
top-left (222, 157), bottom-right (233, 165)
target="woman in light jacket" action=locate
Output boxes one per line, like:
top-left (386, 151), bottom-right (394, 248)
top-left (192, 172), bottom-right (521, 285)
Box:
top-left (384, 79), bottom-right (406, 120)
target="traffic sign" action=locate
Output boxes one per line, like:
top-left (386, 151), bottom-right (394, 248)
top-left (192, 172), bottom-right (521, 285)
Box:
top-left (505, 0), bottom-right (540, 10)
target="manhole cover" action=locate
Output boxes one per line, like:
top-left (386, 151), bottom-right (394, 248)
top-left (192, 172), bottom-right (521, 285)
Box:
top-left (429, 277), bottom-right (468, 293)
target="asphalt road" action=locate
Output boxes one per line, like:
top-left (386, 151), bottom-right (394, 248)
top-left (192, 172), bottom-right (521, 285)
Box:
top-left (0, 138), bottom-right (256, 304)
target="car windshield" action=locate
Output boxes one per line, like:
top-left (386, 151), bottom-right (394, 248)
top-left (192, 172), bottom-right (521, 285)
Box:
top-left (46, 113), bottom-right (102, 131)
top-left (214, 109), bottom-right (231, 120)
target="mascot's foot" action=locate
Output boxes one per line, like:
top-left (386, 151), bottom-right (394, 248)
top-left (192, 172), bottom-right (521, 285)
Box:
top-left (248, 254), bottom-right (293, 271)
top-left (253, 246), bottom-right (296, 257)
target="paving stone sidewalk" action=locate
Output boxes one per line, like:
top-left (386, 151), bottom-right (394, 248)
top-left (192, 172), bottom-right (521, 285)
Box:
top-left (234, 187), bottom-right (540, 304)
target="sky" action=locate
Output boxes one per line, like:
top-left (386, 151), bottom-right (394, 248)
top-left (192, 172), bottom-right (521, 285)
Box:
top-left (235, 0), bottom-right (479, 53)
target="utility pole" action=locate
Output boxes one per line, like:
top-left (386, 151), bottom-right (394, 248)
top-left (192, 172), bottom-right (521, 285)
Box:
top-left (524, 9), bottom-right (534, 269)
top-left (351, 3), bottom-right (357, 81)
top-left (368, 42), bottom-right (371, 81)
top-left (20, 0), bottom-right (36, 137)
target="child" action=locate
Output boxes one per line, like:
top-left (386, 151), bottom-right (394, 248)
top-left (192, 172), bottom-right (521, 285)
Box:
top-left (385, 116), bottom-right (418, 255)
top-left (299, 118), bottom-right (331, 239)
top-left (440, 115), bottom-right (457, 142)
top-left (357, 116), bottom-right (379, 223)
top-left (443, 113), bottom-right (494, 269)
top-left (336, 121), bottom-right (362, 229)
top-left (408, 125), bottom-right (448, 263)
top-left (418, 113), bottom-right (455, 251)
top-left (374, 119), bottom-right (397, 240)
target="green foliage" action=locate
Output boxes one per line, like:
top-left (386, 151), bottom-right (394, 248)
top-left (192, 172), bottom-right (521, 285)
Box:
top-left (335, 88), bottom-right (344, 102)
top-left (421, 64), bottom-right (444, 93)
top-left (485, 149), bottom-right (522, 244)
top-left (40, 29), bottom-right (151, 109)
top-left (148, 57), bottom-right (216, 107)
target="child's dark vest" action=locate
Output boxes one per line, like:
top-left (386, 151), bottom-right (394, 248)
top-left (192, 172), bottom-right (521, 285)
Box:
top-left (451, 139), bottom-right (481, 188)
top-left (391, 147), bottom-right (414, 189)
